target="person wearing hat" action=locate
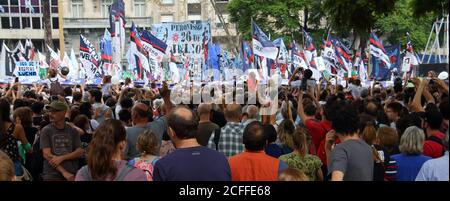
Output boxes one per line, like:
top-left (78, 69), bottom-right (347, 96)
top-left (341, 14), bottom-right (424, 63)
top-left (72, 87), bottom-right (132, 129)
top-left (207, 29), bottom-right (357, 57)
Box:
top-left (423, 109), bottom-right (446, 159)
top-left (40, 101), bottom-right (83, 181)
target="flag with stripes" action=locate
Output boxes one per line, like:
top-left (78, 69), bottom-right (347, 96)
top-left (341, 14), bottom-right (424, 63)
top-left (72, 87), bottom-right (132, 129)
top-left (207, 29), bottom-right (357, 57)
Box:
top-left (369, 32), bottom-right (391, 68)
top-left (24, 39), bottom-right (35, 61)
top-left (129, 22), bottom-right (150, 80)
top-left (100, 29), bottom-right (113, 63)
top-left (303, 29), bottom-right (317, 68)
top-left (252, 21), bottom-right (278, 60)
top-left (291, 41), bottom-right (308, 69)
top-left (79, 34), bottom-right (100, 79)
top-left (140, 29), bottom-right (168, 62)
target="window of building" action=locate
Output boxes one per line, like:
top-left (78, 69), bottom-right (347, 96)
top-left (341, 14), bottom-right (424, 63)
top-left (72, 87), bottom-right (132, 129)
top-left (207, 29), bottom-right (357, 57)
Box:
top-left (11, 17), bottom-right (20, 28)
top-left (71, 0), bottom-right (83, 18)
top-left (161, 0), bottom-right (173, 5)
top-left (22, 17), bottom-right (30, 28)
top-left (134, 0), bottom-right (145, 17)
top-left (51, 0), bottom-right (58, 13)
top-left (1, 17), bottom-right (10, 29)
top-left (187, 3), bottom-right (201, 15)
top-left (10, 0), bottom-right (18, 6)
top-left (161, 14), bottom-right (173, 23)
top-left (101, 0), bottom-right (113, 18)
top-left (52, 17), bottom-right (58, 29)
top-left (32, 17), bottom-right (40, 29)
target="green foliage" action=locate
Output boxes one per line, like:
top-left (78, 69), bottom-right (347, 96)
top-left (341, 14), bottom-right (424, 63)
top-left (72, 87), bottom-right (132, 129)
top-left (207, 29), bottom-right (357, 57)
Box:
top-left (322, 0), bottom-right (396, 37)
top-left (228, 0), bottom-right (310, 41)
top-left (374, 0), bottom-right (436, 51)
top-left (228, 0), bottom-right (442, 52)
top-left (411, 0), bottom-right (448, 18)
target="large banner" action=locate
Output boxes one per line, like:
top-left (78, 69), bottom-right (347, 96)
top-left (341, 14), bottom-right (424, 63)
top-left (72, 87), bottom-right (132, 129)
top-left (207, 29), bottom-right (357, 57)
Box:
top-left (152, 20), bottom-right (211, 58)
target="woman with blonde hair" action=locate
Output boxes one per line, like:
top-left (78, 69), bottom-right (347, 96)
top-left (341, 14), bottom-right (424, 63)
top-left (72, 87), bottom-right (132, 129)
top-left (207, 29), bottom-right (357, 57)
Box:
top-left (273, 119), bottom-right (295, 157)
top-left (391, 126), bottom-right (431, 181)
top-left (279, 127), bottom-right (323, 181)
top-left (128, 130), bottom-right (161, 181)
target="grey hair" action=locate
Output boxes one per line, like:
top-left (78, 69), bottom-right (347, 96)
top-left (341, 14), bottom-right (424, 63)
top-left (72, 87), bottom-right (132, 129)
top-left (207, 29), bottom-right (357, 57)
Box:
top-left (246, 105), bottom-right (258, 119)
top-left (153, 99), bottom-right (164, 110)
top-left (399, 126), bottom-right (425, 155)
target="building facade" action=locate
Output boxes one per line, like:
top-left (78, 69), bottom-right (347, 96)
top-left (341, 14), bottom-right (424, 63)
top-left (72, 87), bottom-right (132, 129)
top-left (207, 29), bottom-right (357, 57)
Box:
top-left (1, 0), bottom-right (237, 55)
top-left (0, 0), bottom-right (60, 52)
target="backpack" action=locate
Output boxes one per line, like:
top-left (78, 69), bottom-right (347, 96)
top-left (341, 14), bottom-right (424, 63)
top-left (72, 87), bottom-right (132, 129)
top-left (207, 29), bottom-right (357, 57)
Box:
top-left (213, 128), bottom-right (221, 151)
top-left (49, 78), bottom-right (64, 96)
top-left (427, 135), bottom-right (446, 156)
top-left (80, 164), bottom-right (135, 181)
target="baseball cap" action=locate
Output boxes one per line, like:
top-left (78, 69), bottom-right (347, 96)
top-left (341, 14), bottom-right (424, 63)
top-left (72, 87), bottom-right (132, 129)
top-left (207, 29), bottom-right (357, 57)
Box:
top-left (45, 101), bottom-right (69, 111)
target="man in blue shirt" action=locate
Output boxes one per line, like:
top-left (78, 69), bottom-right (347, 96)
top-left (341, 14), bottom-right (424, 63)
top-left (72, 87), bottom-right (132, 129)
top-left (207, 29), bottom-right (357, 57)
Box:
top-left (153, 106), bottom-right (231, 181)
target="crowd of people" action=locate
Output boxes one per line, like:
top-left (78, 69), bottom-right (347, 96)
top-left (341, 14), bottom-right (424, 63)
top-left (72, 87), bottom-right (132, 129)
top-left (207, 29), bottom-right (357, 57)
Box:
top-left (0, 67), bottom-right (448, 181)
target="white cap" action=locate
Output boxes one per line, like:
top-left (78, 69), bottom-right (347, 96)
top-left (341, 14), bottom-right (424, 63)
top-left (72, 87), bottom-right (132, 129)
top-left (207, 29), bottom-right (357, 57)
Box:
top-left (438, 71), bottom-right (448, 80)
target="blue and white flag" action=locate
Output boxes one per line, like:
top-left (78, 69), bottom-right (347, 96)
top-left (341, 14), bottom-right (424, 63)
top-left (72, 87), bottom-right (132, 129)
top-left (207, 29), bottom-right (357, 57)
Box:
top-left (252, 21), bottom-right (278, 60)
top-left (370, 32), bottom-right (391, 68)
top-left (140, 29), bottom-right (168, 62)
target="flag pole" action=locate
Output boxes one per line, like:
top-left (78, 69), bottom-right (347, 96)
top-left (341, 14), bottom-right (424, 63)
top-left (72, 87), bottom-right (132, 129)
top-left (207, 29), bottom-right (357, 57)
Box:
top-left (58, 0), bottom-right (65, 60)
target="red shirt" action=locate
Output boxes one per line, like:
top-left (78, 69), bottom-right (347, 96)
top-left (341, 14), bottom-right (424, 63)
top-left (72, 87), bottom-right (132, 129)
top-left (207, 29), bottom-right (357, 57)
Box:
top-left (228, 151), bottom-right (280, 181)
top-left (423, 131), bottom-right (445, 158)
top-left (305, 120), bottom-right (331, 153)
top-left (317, 138), bottom-right (341, 166)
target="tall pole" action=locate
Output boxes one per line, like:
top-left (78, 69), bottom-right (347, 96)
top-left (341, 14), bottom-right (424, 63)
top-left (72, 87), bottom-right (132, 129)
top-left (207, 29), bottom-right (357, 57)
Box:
top-left (58, 0), bottom-right (64, 60)
top-left (43, 0), bottom-right (52, 65)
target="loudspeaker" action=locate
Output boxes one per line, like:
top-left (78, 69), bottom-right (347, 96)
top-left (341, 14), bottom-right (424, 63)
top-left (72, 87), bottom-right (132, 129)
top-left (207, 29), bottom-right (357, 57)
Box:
top-left (417, 63), bottom-right (449, 77)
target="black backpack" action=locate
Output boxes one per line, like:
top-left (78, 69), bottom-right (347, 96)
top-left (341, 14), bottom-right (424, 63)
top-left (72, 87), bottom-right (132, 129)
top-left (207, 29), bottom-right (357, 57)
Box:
top-left (49, 78), bottom-right (64, 96)
top-left (426, 136), bottom-right (446, 157)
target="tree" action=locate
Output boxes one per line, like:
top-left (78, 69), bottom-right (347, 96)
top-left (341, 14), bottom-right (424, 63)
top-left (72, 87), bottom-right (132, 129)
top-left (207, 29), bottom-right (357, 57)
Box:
top-left (42, 0), bottom-right (52, 65)
top-left (322, 0), bottom-right (396, 46)
top-left (374, 0), bottom-right (435, 51)
top-left (411, 0), bottom-right (448, 18)
top-left (228, 0), bottom-right (313, 42)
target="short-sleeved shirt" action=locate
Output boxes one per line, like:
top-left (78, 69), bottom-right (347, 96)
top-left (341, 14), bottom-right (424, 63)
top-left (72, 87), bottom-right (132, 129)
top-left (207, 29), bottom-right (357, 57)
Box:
top-left (415, 152), bottom-right (449, 181)
top-left (40, 123), bottom-right (81, 180)
top-left (328, 139), bottom-right (374, 181)
top-left (391, 153), bottom-right (431, 181)
top-left (228, 151), bottom-right (288, 181)
top-left (153, 146), bottom-right (231, 181)
top-left (75, 160), bottom-right (147, 181)
top-left (279, 153), bottom-right (322, 181)
top-left (304, 119), bottom-right (327, 150)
